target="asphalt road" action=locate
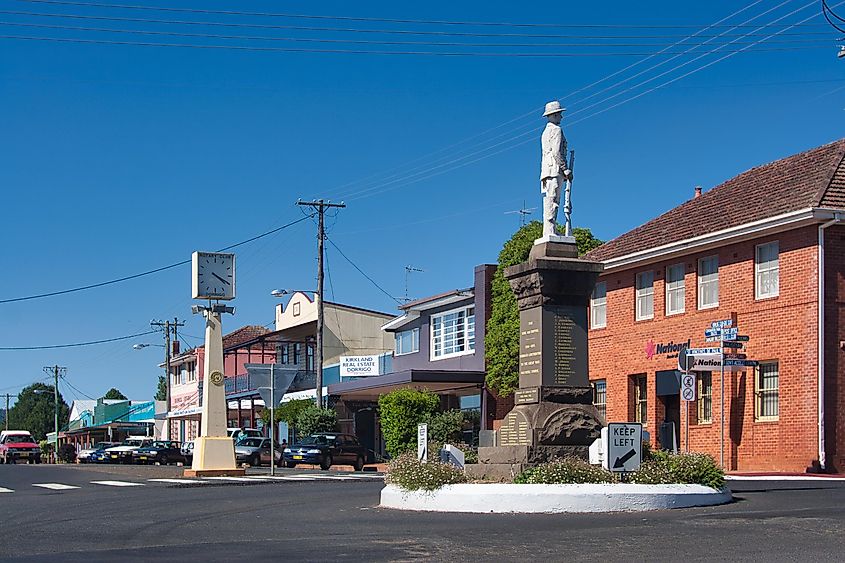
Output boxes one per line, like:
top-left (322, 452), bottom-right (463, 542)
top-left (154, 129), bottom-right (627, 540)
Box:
top-left (2, 465), bottom-right (845, 562)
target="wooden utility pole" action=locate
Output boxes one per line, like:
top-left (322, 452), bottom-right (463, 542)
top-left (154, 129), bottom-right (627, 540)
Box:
top-left (296, 199), bottom-right (346, 409)
top-left (2, 393), bottom-right (17, 432)
top-left (151, 318), bottom-right (185, 439)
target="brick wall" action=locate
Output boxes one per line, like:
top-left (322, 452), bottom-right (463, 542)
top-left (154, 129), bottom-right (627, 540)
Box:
top-left (589, 225), bottom-right (821, 472)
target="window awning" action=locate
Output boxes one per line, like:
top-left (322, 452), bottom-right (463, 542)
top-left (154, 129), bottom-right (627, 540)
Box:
top-left (328, 369), bottom-right (484, 400)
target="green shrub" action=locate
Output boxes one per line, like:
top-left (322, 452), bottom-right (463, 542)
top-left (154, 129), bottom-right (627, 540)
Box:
top-left (296, 405), bottom-right (337, 436)
top-left (385, 452), bottom-right (467, 491)
top-left (57, 444), bottom-right (76, 463)
top-left (514, 457), bottom-right (616, 484)
top-left (426, 409), bottom-right (464, 444)
top-left (630, 451), bottom-right (724, 489)
top-left (378, 389), bottom-right (439, 457)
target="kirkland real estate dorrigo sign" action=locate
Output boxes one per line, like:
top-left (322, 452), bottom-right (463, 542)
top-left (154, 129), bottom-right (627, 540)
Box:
top-left (340, 355), bottom-right (381, 377)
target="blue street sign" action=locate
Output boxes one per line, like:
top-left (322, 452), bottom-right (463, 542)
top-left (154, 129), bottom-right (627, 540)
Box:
top-left (711, 319), bottom-right (733, 329)
top-left (704, 328), bottom-right (722, 338)
top-left (724, 359), bottom-right (758, 367)
top-left (687, 348), bottom-right (722, 355)
top-left (720, 328), bottom-right (738, 340)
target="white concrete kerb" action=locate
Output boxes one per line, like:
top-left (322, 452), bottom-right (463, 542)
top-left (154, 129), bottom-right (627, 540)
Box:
top-left (380, 483), bottom-right (732, 513)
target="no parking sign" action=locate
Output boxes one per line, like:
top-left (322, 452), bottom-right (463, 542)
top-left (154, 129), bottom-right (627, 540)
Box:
top-left (681, 373), bottom-right (697, 402)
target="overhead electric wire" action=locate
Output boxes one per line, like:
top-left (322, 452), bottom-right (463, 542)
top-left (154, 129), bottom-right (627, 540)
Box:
top-left (0, 330), bottom-right (158, 351)
top-left (0, 10), bottom-right (837, 40)
top-left (324, 235), bottom-right (402, 305)
top-left (0, 20), bottom-right (833, 47)
top-left (11, 0), bottom-right (830, 29)
top-left (59, 374), bottom-right (97, 401)
top-left (822, 0), bottom-right (845, 33)
top-left (0, 214), bottom-right (313, 305)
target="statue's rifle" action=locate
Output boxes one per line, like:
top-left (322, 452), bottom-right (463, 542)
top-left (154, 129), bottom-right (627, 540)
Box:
top-left (563, 149), bottom-right (575, 237)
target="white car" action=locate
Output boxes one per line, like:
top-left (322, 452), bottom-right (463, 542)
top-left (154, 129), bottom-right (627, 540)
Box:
top-left (104, 437), bottom-right (153, 464)
top-left (77, 441), bottom-right (119, 463)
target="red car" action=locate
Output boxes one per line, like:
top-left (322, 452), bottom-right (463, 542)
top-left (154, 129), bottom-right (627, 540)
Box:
top-left (0, 430), bottom-right (42, 464)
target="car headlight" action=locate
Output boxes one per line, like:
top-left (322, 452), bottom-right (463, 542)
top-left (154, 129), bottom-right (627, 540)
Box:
top-left (146, 450), bottom-right (158, 455)
top-left (307, 449), bottom-right (321, 454)
top-left (283, 448), bottom-right (291, 453)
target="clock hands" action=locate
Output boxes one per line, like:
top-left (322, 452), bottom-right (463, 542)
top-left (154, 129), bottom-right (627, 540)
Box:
top-left (212, 273), bottom-right (231, 286)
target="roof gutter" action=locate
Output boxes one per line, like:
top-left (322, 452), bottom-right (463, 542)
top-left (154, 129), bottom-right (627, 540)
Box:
top-left (817, 212), bottom-right (841, 471)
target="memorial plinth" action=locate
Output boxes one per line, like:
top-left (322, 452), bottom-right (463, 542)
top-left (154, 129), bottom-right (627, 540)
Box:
top-left (471, 240), bottom-right (605, 481)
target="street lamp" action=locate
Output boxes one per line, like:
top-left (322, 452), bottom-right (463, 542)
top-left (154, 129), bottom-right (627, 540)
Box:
top-left (132, 343), bottom-right (164, 350)
top-left (271, 289), bottom-right (323, 409)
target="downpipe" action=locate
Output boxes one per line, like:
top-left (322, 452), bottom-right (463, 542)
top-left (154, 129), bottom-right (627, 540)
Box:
top-left (818, 212), bottom-right (841, 471)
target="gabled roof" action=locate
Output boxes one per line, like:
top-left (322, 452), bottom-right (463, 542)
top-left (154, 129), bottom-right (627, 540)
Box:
top-left (223, 325), bottom-right (271, 348)
top-left (586, 139), bottom-right (845, 263)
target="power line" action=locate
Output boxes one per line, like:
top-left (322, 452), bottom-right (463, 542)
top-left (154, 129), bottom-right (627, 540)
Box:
top-left (0, 329), bottom-right (157, 351)
top-left (324, 235), bottom-right (402, 305)
top-left (11, 0), bottom-right (830, 29)
top-left (1, 9), bottom-right (836, 39)
top-left (0, 214), bottom-right (312, 305)
top-left (59, 374), bottom-right (97, 401)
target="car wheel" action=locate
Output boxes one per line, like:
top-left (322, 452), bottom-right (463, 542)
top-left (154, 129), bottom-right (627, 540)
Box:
top-left (285, 461), bottom-right (296, 468)
top-left (251, 454), bottom-right (261, 467)
top-left (353, 455), bottom-right (364, 472)
top-left (160, 455), bottom-right (169, 466)
top-left (320, 454), bottom-right (333, 471)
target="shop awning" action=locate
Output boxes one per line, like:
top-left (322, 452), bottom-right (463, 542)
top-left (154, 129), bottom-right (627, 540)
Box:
top-left (328, 369), bottom-right (484, 401)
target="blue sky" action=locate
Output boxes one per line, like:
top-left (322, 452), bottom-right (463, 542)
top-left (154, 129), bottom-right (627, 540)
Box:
top-left (1, 0), bottom-right (843, 403)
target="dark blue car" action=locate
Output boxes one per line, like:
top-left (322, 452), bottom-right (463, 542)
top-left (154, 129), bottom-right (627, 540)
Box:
top-left (283, 433), bottom-right (366, 471)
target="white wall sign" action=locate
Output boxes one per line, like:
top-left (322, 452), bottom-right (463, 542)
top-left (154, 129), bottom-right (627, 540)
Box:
top-left (417, 423), bottom-right (428, 463)
top-left (607, 423), bottom-right (643, 473)
top-left (681, 373), bottom-right (697, 402)
top-left (340, 355), bottom-right (381, 377)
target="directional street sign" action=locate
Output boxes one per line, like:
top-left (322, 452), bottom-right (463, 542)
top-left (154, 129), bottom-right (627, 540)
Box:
top-left (724, 353), bottom-right (747, 360)
top-left (724, 359), bottom-right (758, 367)
top-left (704, 328), bottom-right (722, 338)
top-left (607, 423), bottom-right (643, 473)
top-left (680, 373), bottom-right (697, 402)
top-left (687, 348), bottom-right (722, 355)
top-left (711, 319), bottom-right (733, 329)
top-left (705, 336), bottom-right (720, 343)
top-left (722, 341), bottom-right (745, 349)
top-left (720, 328), bottom-right (738, 340)
top-left (733, 335), bottom-right (750, 342)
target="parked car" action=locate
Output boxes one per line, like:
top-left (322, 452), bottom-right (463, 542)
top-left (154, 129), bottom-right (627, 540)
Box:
top-left (283, 433), bottom-right (366, 471)
top-left (227, 428), bottom-right (263, 443)
top-left (235, 437), bottom-right (282, 467)
top-left (181, 441), bottom-right (194, 464)
top-left (133, 441), bottom-right (186, 465)
top-left (0, 430), bottom-right (41, 464)
top-left (77, 442), bottom-right (119, 463)
top-left (104, 437), bottom-right (153, 464)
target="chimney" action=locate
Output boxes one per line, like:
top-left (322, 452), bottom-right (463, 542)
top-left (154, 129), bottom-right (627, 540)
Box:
top-left (694, 185), bottom-right (702, 199)
top-left (172, 341), bottom-right (180, 355)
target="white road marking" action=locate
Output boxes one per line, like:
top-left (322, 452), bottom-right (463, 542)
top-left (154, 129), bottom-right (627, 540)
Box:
top-left (0, 487), bottom-right (13, 493)
top-left (148, 478), bottom-right (210, 485)
top-left (91, 480), bottom-right (144, 487)
top-left (201, 476), bottom-right (265, 482)
top-left (32, 483), bottom-right (80, 490)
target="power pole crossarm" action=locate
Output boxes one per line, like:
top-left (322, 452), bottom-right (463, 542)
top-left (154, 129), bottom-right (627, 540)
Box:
top-left (296, 199), bottom-right (346, 409)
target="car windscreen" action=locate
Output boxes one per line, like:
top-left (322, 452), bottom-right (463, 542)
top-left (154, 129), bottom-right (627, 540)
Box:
top-left (150, 441), bottom-right (170, 448)
top-left (238, 438), bottom-right (264, 448)
top-left (121, 440), bottom-right (145, 446)
top-left (95, 442), bottom-right (114, 449)
top-left (5, 435), bottom-right (33, 443)
top-left (298, 435), bottom-right (336, 446)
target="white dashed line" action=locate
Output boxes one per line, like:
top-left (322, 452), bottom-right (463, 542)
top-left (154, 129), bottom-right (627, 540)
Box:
top-left (0, 487), bottom-right (13, 493)
top-left (91, 480), bottom-right (145, 487)
top-left (201, 476), bottom-right (265, 482)
top-left (148, 478), bottom-right (210, 485)
top-left (32, 483), bottom-right (80, 490)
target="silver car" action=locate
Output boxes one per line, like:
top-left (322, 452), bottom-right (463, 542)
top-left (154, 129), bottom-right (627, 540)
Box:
top-left (234, 437), bottom-right (281, 467)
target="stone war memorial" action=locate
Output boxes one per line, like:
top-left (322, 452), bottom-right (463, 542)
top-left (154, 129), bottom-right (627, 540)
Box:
top-left (471, 100), bottom-right (605, 481)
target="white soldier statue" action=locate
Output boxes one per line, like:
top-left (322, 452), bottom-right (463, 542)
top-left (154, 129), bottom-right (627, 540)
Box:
top-left (539, 100), bottom-right (573, 240)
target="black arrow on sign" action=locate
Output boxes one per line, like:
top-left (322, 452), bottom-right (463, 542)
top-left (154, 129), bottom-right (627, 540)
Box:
top-left (613, 449), bottom-right (637, 469)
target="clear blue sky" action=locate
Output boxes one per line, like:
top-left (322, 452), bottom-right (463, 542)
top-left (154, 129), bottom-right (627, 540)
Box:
top-left (1, 0), bottom-right (842, 404)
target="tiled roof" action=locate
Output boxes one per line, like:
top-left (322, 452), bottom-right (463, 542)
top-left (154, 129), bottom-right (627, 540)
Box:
top-left (585, 139), bottom-right (845, 262)
top-left (222, 325), bottom-right (271, 348)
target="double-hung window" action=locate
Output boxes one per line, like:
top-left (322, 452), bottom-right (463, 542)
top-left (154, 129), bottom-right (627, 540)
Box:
top-left (431, 306), bottom-right (475, 360)
top-left (697, 372), bottom-right (712, 424)
top-left (755, 241), bottom-right (779, 299)
top-left (633, 375), bottom-right (647, 425)
top-left (592, 380), bottom-right (607, 420)
top-left (591, 282), bottom-right (607, 329)
top-left (756, 361), bottom-right (779, 420)
top-left (698, 255), bottom-right (719, 309)
top-left (635, 271), bottom-right (654, 321)
top-left (665, 263), bottom-right (685, 315)
top-left (395, 328), bottom-right (420, 355)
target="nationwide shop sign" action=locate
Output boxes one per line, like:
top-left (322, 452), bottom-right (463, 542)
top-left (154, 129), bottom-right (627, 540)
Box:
top-left (340, 355), bottom-right (381, 377)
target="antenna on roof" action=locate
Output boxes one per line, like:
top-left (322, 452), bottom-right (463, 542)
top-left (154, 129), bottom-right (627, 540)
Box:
top-left (404, 265), bottom-right (424, 303)
top-left (505, 200), bottom-right (537, 227)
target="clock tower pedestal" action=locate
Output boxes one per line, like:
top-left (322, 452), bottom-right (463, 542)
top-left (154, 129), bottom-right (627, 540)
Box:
top-left (184, 309), bottom-right (244, 477)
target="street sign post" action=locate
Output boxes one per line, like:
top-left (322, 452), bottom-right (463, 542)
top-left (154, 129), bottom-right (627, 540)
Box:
top-left (607, 423), bottom-right (643, 474)
top-left (417, 423), bottom-right (428, 463)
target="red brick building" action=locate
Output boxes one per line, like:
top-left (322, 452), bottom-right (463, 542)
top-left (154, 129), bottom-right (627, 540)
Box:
top-left (585, 139), bottom-right (845, 473)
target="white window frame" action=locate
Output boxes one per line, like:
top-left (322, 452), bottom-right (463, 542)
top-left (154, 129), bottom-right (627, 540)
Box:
top-left (697, 255), bottom-right (719, 310)
top-left (592, 379), bottom-right (607, 420)
top-left (665, 263), bottom-right (685, 316)
top-left (395, 327), bottom-right (420, 356)
top-left (697, 372), bottom-right (712, 424)
top-left (635, 271), bottom-right (654, 321)
top-left (755, 361), bottom-right (779, 421)
top-left (755, 241), bottom-right (779, 300)
top-left (591, 282), bottom-right (607, 329)
top-left (430, 305), bottom-right (475, 361)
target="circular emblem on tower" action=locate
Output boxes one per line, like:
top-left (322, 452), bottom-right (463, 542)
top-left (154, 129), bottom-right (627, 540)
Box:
top-left (210, 371), bottom-right (224, 386)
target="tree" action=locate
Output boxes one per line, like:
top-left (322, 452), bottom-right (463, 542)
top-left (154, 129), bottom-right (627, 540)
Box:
top-left (426, 409), bottom-right (464, 444)
top-left (101, 388), bottom-right (128, 401)
top-left (260, 398), bottom-right (312, 441)
top-left (154, 376), bottom-right (167, 401)
top-left (378, 388), bottom-right (440, 457)
top-left (484, 221), bottom-right (604, 397)
top-left (296, 405), bottom-right (338, 436)
top-left (7, 383), bottom-right (70, 441)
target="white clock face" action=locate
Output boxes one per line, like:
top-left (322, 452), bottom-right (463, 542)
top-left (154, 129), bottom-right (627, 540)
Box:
top-left (192, 252), bottom-right (235, 300)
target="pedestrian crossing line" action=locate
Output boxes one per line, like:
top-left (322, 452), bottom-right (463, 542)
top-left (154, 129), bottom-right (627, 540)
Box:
top-left (148, 478), bottom-right (210, 485)
top-left (0, 487), bottom-right (13, 493)
top-left (202, 476), bottom-right (264, 482)
top-left (91, 480), bottom-right (145, 487)
top-left (32, 483), bottom-right (80, 490)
